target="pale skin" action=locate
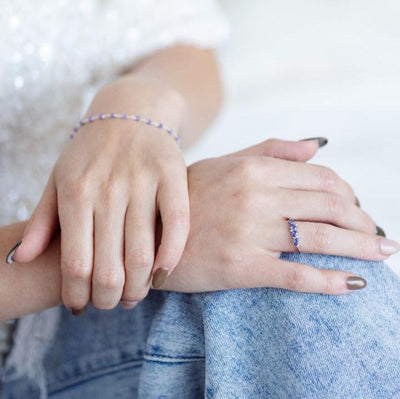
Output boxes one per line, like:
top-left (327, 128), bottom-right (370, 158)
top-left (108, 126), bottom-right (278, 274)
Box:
top-left (2, 137), bottom-right (400, 322)
top-left (4, 45), bottom-right (400, 318)
top-left (10, 45), bottom-right (223, 311)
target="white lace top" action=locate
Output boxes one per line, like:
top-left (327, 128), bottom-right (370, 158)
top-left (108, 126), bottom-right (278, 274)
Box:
top-left (0, 0), bottom-right (228, 369)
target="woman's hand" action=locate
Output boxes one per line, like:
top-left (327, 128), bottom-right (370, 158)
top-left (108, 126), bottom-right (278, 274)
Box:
top-left (10, 81), bottom-right (190, 311)
top-left (160, 139), bottom-right (399, 294)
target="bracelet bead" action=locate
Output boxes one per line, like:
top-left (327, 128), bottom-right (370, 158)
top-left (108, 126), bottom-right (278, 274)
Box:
top-left (70, 113), bottom-right (180, 143)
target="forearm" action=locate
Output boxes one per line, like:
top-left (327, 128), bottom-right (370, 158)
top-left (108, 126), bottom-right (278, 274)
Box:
top-left (0, 222), bottom-right (62, 320)
top-left (0, 47), bottom-right (223, 320)
top-left (88, 45), bottom-right (223, 149)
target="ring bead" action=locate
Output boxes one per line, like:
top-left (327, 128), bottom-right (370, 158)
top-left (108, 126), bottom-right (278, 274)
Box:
top-left (288, 218), bottom-right (300, 251)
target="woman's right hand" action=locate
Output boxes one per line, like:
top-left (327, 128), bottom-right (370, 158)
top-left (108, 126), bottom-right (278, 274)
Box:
top-left (159, 138), bottom-right (400, 295)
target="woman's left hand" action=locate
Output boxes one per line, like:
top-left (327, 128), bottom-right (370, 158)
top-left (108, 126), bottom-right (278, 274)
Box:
top-left (11, 80), bottom-right (190, 311)
top-left (158, 138), bottom-right (398, 294)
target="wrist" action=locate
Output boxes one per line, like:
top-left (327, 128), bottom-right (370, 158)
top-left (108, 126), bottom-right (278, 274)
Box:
top-left (87, 78), bottom-right (187, 134)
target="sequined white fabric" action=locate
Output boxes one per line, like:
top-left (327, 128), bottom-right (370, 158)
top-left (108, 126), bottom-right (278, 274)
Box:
top-left (0, 0), bottom-right (228, 225)
top-left (0, 0), bottom-right (228, 371)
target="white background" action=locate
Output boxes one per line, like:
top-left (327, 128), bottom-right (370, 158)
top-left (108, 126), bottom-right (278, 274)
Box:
top-left (185, 0), bottom-right (400, 275)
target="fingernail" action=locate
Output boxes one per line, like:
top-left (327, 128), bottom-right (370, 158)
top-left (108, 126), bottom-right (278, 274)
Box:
top-left (152, 268), bottom-right (169, 288)
top-left (376, 226), bottom-right (386, 237)
top-left (299, 137), bottom-right (328, 148)
top-left (121, 300), bottom-right (139, 309)
top-left (355, 196), bottom-right (361, 207)
top-left (347, 276), bottom-right (367, 290)
top-left (71, 307), bottom-right (86, 316)
top-left (5, 239), bottom-right (23, 265)
top-left (379, 238), bottom-right (400, 255)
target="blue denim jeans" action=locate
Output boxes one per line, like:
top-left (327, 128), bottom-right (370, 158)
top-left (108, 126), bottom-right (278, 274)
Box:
top-left (1, 252), bottom-right (400, 398)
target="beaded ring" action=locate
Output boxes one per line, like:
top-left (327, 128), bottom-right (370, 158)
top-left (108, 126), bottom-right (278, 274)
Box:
top-left (288, 218), bottom-right (300, 252)
top-left (70, 113), bottom-right (180, 143)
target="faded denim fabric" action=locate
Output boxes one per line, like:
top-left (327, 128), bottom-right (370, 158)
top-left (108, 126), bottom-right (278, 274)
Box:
top-left (1, 252), bottom-right (400, 398)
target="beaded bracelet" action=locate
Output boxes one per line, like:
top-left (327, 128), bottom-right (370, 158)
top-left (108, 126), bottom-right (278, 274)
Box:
top-left (70, 113), bottom-right (180, 143)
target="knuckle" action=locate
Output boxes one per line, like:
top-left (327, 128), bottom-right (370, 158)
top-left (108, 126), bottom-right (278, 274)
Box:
top-left (318, 166), bottom-right (337, 191)
top-left (313, 225), bottom-right (333, 252)
top-left (234, 158), bottom-right (260, 181)
top-left (93, 269), bottom-right (124, 290)
top-left (285, 268), bottom-right (308, 291)
top-left (326, 194), bottom-right (346, 220)
top-left (63, 177), bottom-right (91, 202)
top-left (126, 247), bottom-right (154, 270)
top-left (62, 258), bottom-right (92, 281)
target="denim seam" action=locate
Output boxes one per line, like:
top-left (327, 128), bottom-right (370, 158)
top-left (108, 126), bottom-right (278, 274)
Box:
top-left (47, 358), bottom-right (144, 394)
top-left (144, 353), bottom-right (205, 363)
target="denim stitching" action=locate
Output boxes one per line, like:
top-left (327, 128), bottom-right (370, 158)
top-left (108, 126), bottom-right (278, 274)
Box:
top-left (48, 358), bottom-right (143, 394)
top-left (143, 353), bottom-right (205, 363)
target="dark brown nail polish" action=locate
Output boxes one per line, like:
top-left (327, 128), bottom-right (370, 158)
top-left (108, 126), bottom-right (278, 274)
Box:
top-left (376, 226), bottom-right (386, 237)
top-left (152, 268), bottom-right (169, 288)
top-left (355, 196), bottom-right (361, 207)
top-left (299, 137), bottom-right (328, 148)
top-left (347, 276), bottom-right (367, 291)
top-left (71, 307), bottom-right (86, 316)
top-left (5, 239), bottom-right (23, 265)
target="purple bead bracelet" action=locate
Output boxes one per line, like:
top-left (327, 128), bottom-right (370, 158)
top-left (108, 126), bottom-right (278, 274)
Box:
top-left (70, 113), bottom-right (180, 143)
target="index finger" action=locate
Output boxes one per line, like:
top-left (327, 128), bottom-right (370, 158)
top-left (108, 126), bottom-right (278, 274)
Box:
top-left (263, 157), bottom-right (356, 203)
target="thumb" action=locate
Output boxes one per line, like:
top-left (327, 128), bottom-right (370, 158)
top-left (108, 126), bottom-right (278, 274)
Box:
top-left (10, 170), bottom-right (59, 263)
top-left (226, 137), bottom-right (328, 162)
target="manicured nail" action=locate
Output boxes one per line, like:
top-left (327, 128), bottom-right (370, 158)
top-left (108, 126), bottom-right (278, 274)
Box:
top-left (376, 226), bottom-right (386, 237)
top-left (5, 239), bottom-right (23, 265)
top-left (121, 300), bottom-right (139, 309)
top-left (299, 137), bottom-right (328, 148)
top-left (347, 276), bottom-right (367, 290)
top-left (379, 238), bottom-right (400, 255)
top-left (152, 268), bottom-right (169, 288)
top-left (355, 196), bottom-right (361, 207)
top-left (71, 307), bottom-right (86, 316)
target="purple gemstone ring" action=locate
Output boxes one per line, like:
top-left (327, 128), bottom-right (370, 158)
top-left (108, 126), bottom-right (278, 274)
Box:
top-left (288, 218), bottom-right (300, 252)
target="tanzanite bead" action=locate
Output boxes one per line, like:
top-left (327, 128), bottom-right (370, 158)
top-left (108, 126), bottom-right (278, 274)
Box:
top-left (288, 218), bottom-right (300, 250)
